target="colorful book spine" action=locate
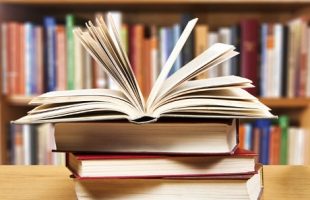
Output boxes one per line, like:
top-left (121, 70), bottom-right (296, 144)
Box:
top-left (240, 19), bottom-right (259, 96)
top-left (255, 119), bottom-right (271, 165)
top-left (25, 22), bottom-right (34, 95)
top-left (44, 17), bottom-right (57, 92)
top-left (279, 115), bottom-right (289, 165)
top-left (66, 14), bottom-right (75, 90)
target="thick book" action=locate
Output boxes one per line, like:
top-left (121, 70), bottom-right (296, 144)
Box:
top-left (73, 165), bottom-right (263, 200)
top-left (67, 148), bottom-right (256, 178)
top-left (15, 16), bottom-right (274, 124)
top-left (54, 119), bottom-right (238, 154)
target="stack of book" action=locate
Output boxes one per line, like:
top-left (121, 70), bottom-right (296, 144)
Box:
top-left (15, 16), bottom-right (274, 199)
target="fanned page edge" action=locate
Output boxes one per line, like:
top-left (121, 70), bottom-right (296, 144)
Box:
top-left (146, 18), bottom-right (198, 111)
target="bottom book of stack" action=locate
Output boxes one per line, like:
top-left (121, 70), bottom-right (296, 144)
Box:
top-left (66, 149), bottom-right (263, 200)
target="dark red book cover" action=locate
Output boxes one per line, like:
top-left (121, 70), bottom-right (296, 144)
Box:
top-left (72, 148), bottom-right (257, 161)
top-left (66, 148), bottom-right (258, 179)
top-left (240, 19), bottom-right (259, 96)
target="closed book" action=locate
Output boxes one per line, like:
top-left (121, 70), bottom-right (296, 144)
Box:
top-left (67, 148), bottom-right (256, 178)
top-left (54, 119), bottom-right (238, 154)
top-left (44, 17), bottom-right (57, 92)
top-left (240, 19), bottom-right (259, 96)
top-left (73, 166), bottom-right (263, 200)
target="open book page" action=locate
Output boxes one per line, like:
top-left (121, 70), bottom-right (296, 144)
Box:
top-left (153, 76), bottom-right (254, 108)
top-left (146, 18), bottom-right (198, 111)
top-left (17, 101), bottom-right (139, 124)
top-left (147, 43), bottom-right (237, 112)
top-left (74, 18), bottom-right (143, 112)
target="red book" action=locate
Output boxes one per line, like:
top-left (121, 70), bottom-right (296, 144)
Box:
top-left (240, 19), bottom-right (259, 96)
top-left (19, 24), bottom-right (25, 95)
top-left (129, 25), bottom-right (143, 90)
top-left (66, 148), bottom-right (257, 179)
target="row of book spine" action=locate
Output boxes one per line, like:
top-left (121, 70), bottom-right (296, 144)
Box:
top-left (2, 13), bottom-right (310, 97)
top-left (239, 116), bottom-right (310, 165)
top-left (7, 123), bottom-right (65, 165)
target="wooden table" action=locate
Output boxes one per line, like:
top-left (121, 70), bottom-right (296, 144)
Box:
top-left (0, 165), bottom-right (309, 199)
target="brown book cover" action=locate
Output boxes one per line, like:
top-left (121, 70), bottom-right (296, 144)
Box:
top-left (36, 26), bottom-right (44, 94)
top-left (142, 27), bottom-right (151, 97)
top-left (56, 25), bottom-right (67, 91)
top-left (130, 24), bottom-right (144, 90)
top-left (269, 126), bottom-right (281, 165)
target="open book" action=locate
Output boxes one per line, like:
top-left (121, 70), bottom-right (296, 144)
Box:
top-left (15, 17), bottom-right (274, 124)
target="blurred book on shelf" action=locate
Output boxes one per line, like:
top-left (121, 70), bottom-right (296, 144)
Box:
top-left (238, 115), bottom-right (310, 165)
top-left (3, 12), bottom-right (310, 98)
top-left (7, 123), bottom-right (65, 165)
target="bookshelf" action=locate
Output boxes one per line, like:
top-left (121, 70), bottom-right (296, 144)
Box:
top-left (1, 0), bottom-right (310, 164)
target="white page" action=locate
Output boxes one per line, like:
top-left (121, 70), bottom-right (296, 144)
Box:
top-left (147, 18), bottom-right (198, 110)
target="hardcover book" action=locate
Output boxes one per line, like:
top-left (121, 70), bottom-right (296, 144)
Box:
top-left (67, 148), bottom-right (257, 178)
top-left (53, 118), bottom-right (238, 154)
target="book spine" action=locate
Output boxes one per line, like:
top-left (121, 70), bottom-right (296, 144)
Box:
top-left (172, 24), bottom-right (182, 75)
top-left (269, 126), bottom-right (281, 165)
top-left (260, 23), bottom-right (268, 97)
top-left (282, 26), bottom-right (289, 97)
top-left (230, 25), bottom-right (240, 76)
top-left (66, 14), bottom-right (75, 90)
top-left (74, 26), bottom-right (83, 90)
top-left (279, 115), bottom-right (289, 164)
top-left (194, 24), bottom-right (208, 79)
top-left (255, 119), bottom-right (271, 164)
top-left (30, 26), bottom-right (37, 94)
top-left (150, 25), bottom-right (158, 86)
top-left (1, 23), bottom-right (7, 95)
top-left (244, 123), bottom-right (253, 150)
top-left (44, 17), bottom-right (57, 92)
top-left (298, 21), bottom-right (308, 97)
top-left (13, 124), bottom-right (24, 165)
top-left (19, 24), bottom-right (25, 95)
top-left (56, 25), bottom-right (67, 91)
top-left (181, 14), bottom-right (194, 66)
top-left (274, 24), bottom-right (284, 98)
top-left (36, 26), bottom-right (44, 94)
top-left (25, 23), bottom-right (33, 95)
top-left (240, 19), bottom-right (259, 96)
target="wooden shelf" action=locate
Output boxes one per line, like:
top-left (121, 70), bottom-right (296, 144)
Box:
top-left (0, 166), bottom-right (310, 200)
top-left (259, 98), bottom-right (310, 108)
top-left (1, 0), bottom-right (310, 4)
top-left (6, 96), bottom-right (34, 106)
